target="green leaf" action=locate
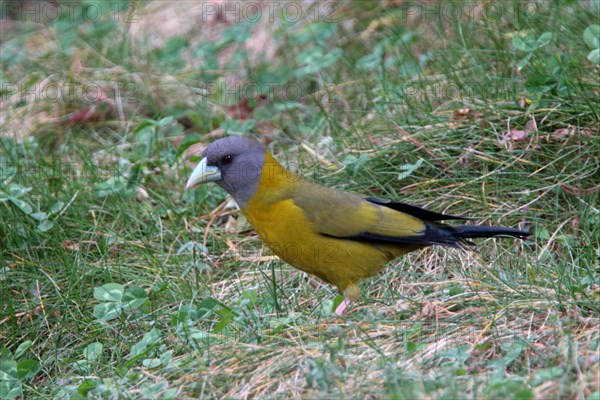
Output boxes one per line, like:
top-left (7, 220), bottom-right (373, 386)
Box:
top-left (83, 342), bottom-right (103, 361)
top-left (142, 358), bottom-right (161, 368)
top-left (295, 47), bottom-right (343, 77)
top-left (502, 341), bottom-right (525, 367)
top-left (135, 125), bottom-right (156, 158)
top-left (121, 286), bottom-right (148, 311)
top-left (135, 117), bottom-right (174, 132)
top-left (583, 25), bottom-right (600, 49)
top-left (159, 350), bottom-right (173, 366)
top-left (37, 220), bottom-right (54, 232)
top-left (587, 48), bottom-right (600, 64)
top-left (220, 22), bottom-right (254, 45)
top-left (141, 381), bottom-right (171, 399)
top-left (439, 345), bottom-right (470, 363)
top-left (155, 116), bottom-right (175, 127)
top-left (221, 118), bottom-right (255, 135)
top-left (0, 348), bottom-right (12, 359)
top-left (397, 159), bottom-right (423, 181)
top-left (129, 328), bottom-right (160, 359)
top-left (512, 32), bottom-right (552, 52)
top-left (407, 322), bottom-right (423, 339)
top-left (448, 284), bottom-right (464, 297)
top-left (123, 286), bottom-right (147, 299)
top-left (93, 302), bottom-right (122, 321)
top-left (175, 134), bottom-right (202, 159)
top-left (531, 366), bottom-right (564, 386)
top-left (92, 176), bottom-right (132, 198)
top-left (536, 32), bottom-right (553, 48)
top-left (0, 371), bottom-right (21, 400)
top-left (9, 198), bottom-right (32, 215)
top-left (30, 212), bottom-right (47, 221)
top-left (0, 359), bottom-right (21, 400)
top-left (320, 299), bottom-right (334, 316)
top-left (49, 201), bottom-right (65, 216)
top-left (189, 329), bottom-right (210, 340)
top-left (7, 183), bottom-right (31, 198)
top-left (342, 153), bottom-right (371, 176)
top-left (77, 379), bottom-right (97, 396)
top-left (212, 308), bottom-right (235, 333)
top-left (71, 359), bottom-right (91, 373)
top-left (14, 341), bottom-right (32, 360)
top-left (162, 387), bottom-right (179, 399)
top-left (197, 298), bottom-right (219, 318)
top-left (177, 241), bottom-right (207, 254)
top-left (485, 376), bottom-right (533, 400)
top-left (512, 32), bottom-right (538, 52)
top-left (516, 53), bottom-right (533, 71)
top-left (0, 359), bottom-right (17, 377)
top-left (535, 227), bottom-right (551, 241)
top-left (16, 359), bottom-right (39, 379)
top-left (93, 283), bottom-right (124, 302)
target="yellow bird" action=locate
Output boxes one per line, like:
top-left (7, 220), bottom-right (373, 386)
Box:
top-left (186, 137), bottom-right (529, 314)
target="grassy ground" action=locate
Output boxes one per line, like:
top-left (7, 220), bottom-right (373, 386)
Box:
top-left (1, 1), bottom-right (599, 398)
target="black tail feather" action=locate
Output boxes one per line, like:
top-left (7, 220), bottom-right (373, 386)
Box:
top-left (343, 198), bottom-right (530, 248)
top-left (418, 223), bottom-right (530, 247)
top-left (453, 225), bottom-right (531, 239)
top-left (345, 224), bottom-right (530, 248)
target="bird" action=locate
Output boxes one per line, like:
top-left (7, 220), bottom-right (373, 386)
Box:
top-left (185, 136), bottom-right (530, 315)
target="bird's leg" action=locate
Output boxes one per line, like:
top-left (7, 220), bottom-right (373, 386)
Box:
top-left (335, 284), bottom-right (360, 316)
top-left (335, 298), bottom-right (351, 315)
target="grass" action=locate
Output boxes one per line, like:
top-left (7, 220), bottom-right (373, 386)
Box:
top-left (1, 1), bottom-right (599, 399)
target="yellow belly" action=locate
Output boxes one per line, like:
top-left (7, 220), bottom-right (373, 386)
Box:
top-left (243, 197), bottom-right (405, 292)
top-left (239, 153), bottom-right (421, 294)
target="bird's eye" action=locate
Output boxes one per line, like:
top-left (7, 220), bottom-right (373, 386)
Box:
top-left (221, 155), bottom-right (233, 165)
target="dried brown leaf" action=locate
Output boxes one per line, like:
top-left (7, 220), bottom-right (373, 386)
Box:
top-left (136, 186), bottom-right (150, 201)
top-left (508, 129), bottom-right (527, 141)
top-left (225, 215), bottom-right (238, 234)
top-left (61, 240), bottom-right (80, 251)
top-left (524, 118), bottom-right (537, 133)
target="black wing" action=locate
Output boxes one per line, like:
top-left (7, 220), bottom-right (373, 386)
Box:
top-left (365, 197), bottom-right (473, 222)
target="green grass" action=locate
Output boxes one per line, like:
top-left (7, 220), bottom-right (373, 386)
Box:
top-left (1, 1), bottom-right (599, 398)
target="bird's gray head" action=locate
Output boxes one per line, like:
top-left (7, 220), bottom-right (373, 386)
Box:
top-left (186, 136), bottom-right (265, 207)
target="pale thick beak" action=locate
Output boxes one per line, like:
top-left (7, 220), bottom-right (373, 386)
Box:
top-left (186, 157), bottom-right (221, 189)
